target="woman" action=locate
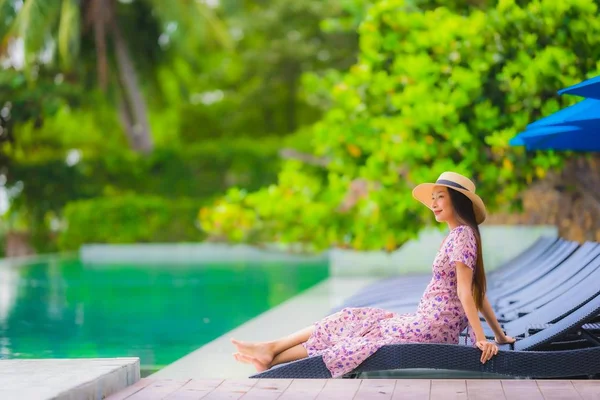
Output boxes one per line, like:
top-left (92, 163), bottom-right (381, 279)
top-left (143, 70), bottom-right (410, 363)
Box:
top-left (231, 172), bottom-right (516, 378)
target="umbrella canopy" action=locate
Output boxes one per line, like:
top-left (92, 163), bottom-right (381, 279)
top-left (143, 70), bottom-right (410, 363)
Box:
top-left (527, 98), bottom-right (600, 129)
top-left (558, 76), bottom-right (600, 100)
top-left (508, 125), bottom-right (600, 152)
top-left (510, 75), bottom-right (600, 152)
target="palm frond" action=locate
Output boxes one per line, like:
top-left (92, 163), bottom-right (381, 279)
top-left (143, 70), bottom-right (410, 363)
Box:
top-left (57, 0), bottom-right (80, 69)
top-left (0, 0), bottom-right (17, 50)
top-left (145, 0), bottom-right (233, 52)
top-left (10, 0), bottom-right (62, 64)
top-left (192, 1), bottom-right (233, 51)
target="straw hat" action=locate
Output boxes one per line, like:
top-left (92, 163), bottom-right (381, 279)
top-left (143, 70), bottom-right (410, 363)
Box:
top-left (412, 171), bottom-right (487, 224)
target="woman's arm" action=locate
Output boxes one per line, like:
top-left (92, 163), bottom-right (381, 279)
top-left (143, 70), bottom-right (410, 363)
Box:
top-left (480, 295), bottom-right (516, 344)
top-left (455, 262), bottom-right (498, 363)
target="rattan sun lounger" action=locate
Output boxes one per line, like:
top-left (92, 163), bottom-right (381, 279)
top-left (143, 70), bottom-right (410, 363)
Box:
top-left (250, 291), bottom-right (600, 379)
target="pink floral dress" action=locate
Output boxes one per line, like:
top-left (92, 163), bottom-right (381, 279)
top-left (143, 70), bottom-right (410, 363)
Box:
top-left (302, 225), bottom-right (478, 378)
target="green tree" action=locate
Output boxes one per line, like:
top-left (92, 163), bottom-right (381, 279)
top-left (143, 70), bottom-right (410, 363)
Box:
top-left (157, 0), bottom-right (361, 146)
top-left (1, 0), bottom-right (366, 254)
top-left (0, 0), bottom-right (231, 153)
top-left (0, 67), bottom-right (81, 177)
top-left (200, 0), bottom-right (600, 251)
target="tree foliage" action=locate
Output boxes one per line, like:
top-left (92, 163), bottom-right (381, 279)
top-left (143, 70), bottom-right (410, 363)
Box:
top-left (200, 0), bottom-right (600, 251)
top-left (0, 0), bottom-right (231, 153)
top-left (0, 67), bottom-right (81, 175)
top-left (1, 0), bottom-right (361, 253)
top-left (164, 0), bottom-right (360, 144)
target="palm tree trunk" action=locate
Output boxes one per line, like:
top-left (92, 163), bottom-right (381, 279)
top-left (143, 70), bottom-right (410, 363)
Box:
top-left (108, 2), bottom-right (153, 154)
top-left (91, 0), bottom-right (109, 90)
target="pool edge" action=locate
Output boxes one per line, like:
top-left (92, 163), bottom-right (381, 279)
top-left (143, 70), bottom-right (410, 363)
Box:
top-left (0, 357), bottom-right (140, 400)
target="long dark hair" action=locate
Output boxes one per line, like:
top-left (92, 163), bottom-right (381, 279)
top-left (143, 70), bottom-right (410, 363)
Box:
top-left (448, 188), bottom-right (486, 310)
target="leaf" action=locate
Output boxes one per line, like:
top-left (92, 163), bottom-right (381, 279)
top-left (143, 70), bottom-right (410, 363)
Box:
top-left (0, 0), bottom-right (17, 48)
top-left (192, 1), bottom-right (233, 51)
top-left (9, 0), bottom-right (62, 66)
top-left (144, 0), bottom-right (233, 54)
top-left (347, 143), bottom-right (362, 157)
top-left (57, 0), bottom-right (80, 69)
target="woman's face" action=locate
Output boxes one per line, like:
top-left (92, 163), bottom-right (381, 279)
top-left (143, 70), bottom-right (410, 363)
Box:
top-left (431, 186), bottom-right (454, 223)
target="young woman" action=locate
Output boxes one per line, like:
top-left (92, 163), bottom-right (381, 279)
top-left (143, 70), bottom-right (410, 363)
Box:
top-left (231, 172), bottom-right (516, 378)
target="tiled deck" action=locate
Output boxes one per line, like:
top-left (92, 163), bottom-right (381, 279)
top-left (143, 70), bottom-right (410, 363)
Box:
top-left (107, 378), bottom-right (600, 399)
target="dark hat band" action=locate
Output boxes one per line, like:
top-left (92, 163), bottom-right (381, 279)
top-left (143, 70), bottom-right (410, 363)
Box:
top-left (436, 179), bottom-right (469, 192)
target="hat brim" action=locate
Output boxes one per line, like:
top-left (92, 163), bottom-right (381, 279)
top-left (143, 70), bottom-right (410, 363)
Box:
top-left (412, 183), bottom-right (487, 224)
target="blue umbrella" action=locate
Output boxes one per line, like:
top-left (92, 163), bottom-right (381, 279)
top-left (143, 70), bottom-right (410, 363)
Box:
top-left (510, 98), bottom-right (600, 151)
top-left (526, 98), bottom-right (600, 129)
top-left (509, 125), bottom-right (600, 152)
top-left (558, 76), bottom-right (600, 100)
top-left (510, 74), bottom-right (600, 152)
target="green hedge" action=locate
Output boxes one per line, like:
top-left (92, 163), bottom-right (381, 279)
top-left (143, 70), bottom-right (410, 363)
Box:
top-left (7, 138), bottom-right (282, 252)
top-left (9, 138), bottom-right (281, 204)
top-left (58, 196), bottom-right (203, 251)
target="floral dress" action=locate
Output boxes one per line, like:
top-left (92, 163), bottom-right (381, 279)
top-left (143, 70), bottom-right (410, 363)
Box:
top-left (302, 225), bottom-right (478, 378)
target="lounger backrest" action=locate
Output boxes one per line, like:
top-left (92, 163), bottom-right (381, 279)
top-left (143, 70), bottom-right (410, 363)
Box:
top-left (515, 290), bottom-right (600, 351)
top-left (491, 241), bottom-right (579, 295)
top-left (499, 246), bottom-right (600, 315)
top-left (493, 242), bottom-right (600, 304)
top-left (489, 236), bottom-right (558, 280)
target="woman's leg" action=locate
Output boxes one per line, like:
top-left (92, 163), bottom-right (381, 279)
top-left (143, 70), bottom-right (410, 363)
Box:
top-left (235, 343), bottom-right (308, 372)
top-left (231, 325), bottom-right (315, 366)
top-left (272, 343), bottom-right (308, 366)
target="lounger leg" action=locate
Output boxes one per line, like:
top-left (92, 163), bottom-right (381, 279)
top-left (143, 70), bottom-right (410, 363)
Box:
top-left (579, 329), bottom-right (600, 346)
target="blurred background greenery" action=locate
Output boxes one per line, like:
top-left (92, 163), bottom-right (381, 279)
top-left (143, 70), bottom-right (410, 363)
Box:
top-left (2, 0), bottom-right (600, 257)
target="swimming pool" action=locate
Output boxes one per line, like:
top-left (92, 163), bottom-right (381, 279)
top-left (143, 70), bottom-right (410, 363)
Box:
top-left (0, 257), bottom-right (328, 375)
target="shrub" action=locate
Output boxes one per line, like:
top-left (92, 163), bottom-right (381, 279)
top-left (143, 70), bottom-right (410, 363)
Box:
top-left (59, 196), bottom-right (203, 251)
top-left (200, 0), bottom-right (600, 251)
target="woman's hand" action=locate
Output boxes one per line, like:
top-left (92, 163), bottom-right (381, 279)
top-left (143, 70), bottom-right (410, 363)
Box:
top-left (494, 334), bottom-right (516, 345)
top-left (475, 340), bottom-right (498, 364)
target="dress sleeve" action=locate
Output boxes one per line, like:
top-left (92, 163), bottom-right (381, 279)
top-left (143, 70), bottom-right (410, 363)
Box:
top-left (449, 226), bottom-right (478, 270)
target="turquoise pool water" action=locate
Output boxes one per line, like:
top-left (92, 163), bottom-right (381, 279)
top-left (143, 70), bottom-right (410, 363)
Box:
top-left (0, 257), bottom-right (328, 374)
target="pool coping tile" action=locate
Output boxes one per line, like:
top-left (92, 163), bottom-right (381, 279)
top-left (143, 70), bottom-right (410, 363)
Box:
top-left (0, 357), bottom-right (140, 400)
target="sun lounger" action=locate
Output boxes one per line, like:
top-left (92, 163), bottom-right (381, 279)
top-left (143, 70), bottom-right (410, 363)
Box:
top-left (250, 291), bottom-right (600, 379)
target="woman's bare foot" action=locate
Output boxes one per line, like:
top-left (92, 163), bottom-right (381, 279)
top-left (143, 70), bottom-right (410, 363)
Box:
top-left (230, 338), bottom-right (275, 367)
top-left (232, 352), bottom-right (250, 364)
top-left (234, 352), bottom-right (270, 372)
